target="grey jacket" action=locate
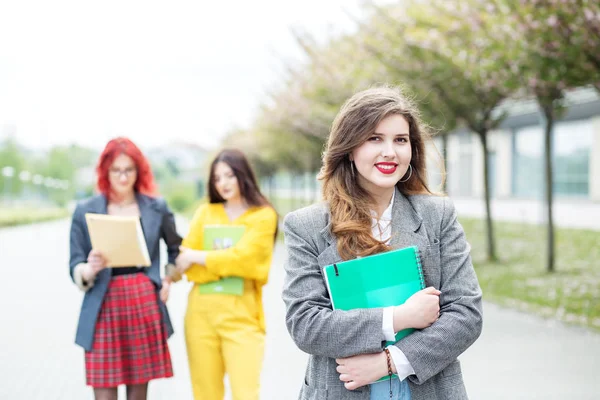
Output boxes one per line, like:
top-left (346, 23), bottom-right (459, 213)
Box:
top-left (69, 193), bottom-right (182, 351)
top-left (282, 189), bottom-right (483, 400)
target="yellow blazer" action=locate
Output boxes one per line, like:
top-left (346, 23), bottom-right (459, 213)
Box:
top-left (183, 202), bottom-right (278, 332)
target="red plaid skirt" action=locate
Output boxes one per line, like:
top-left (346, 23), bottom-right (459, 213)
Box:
top-left (85, 273), bottom-right (173, 387)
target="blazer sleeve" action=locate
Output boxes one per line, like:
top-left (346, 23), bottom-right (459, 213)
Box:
top-left (69, 204), bottom-right (89, 281)
top-left (395, 197), bottom-right (483, 384)
top-left (160, 199), bottom-right (182, 266)
top-left (282, 211), bottom-right (386, 359)
top-left (204, 206), bottom-right (277, 282)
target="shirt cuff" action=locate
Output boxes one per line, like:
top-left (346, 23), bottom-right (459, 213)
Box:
top-left (382, 306), bottom-right (396, 342)
top-left (387, 346), bottom-right (415, 381)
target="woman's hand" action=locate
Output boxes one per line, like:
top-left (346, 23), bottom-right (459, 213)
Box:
top-left (176, 246), bottom-right (204, 273)
top-left (335, 352), bottom-right (390, 390)
top-left (394, 286), bottom-right (441, 331)
top-left (83, 249), bottom-right (108, 281)
top-left (160, 278), bottom-right (171, 303)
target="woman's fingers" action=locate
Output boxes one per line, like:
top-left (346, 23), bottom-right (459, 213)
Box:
top-left (423, 286), bottom-right (441, 295)
top-left (344, 380), bottom-right (361, 391)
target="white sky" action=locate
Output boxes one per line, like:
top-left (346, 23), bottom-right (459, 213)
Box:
top-left (0, 0), bottom-right (366, 151)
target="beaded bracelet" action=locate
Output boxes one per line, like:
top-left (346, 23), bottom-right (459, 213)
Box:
top-left (384, 348), bottom-right (393, 399)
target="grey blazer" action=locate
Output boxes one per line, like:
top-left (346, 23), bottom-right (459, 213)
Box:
top-left (69, 193), bottom-right (182, 351)
top-left (282, 189), bottom-right (483, 400)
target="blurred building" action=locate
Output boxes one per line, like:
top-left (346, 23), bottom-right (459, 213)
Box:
top-left (430, 87), bottom-right (600, 228)
top-left (148, 141), bottom-right (209, 171)
top-left (146, 141), bottom-right (209, 183)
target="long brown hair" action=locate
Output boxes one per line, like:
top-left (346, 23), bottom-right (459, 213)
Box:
top-left (208, 149), bottom-right (272, 207)
top-left (319, 86), bottom-right (438, 260)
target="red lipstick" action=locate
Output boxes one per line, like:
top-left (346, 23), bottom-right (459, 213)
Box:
top-left (375, 162), bottom-right (398, 175)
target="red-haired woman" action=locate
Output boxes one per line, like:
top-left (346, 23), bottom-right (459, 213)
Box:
top-left (69, 137), bottom-right (182, 400)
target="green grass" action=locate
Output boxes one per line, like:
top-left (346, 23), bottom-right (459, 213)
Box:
top-left (461, 218), bottom-right (600, 332)
top-left (0, 206), bottom-right (71, 228)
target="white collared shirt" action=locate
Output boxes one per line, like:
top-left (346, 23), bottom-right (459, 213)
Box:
top-left (371, 190), bottom-right (415, 381)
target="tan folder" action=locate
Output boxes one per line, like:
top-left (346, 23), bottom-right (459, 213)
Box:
top-left (84, 213), bottom-right (151, 267)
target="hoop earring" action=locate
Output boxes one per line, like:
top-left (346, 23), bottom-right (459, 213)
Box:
top-left (399, 164), bottom-right (412, 183)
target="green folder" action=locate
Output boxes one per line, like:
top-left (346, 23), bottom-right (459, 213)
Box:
top-left (324, 246), bottom-right (425, 382)
top-left (199, 225), bottom-right (245, 296)
top-left (323, 245), bottom-right (425, 345)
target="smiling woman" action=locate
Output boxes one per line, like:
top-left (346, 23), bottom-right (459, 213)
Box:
top-left (282, 86), bottom-right (483, 400)
top-left (350, 115), bottom-right (413, 200)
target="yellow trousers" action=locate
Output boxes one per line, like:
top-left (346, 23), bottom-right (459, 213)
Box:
top-left (185, 281), bottom-right (265, 400)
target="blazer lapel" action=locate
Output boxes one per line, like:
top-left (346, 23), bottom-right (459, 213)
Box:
top-left (89, 194), bottom-right (108, 215)
top-left (389, 188), bottom-right (429, 251)
top-left (317, 220), bottom-right (343, 269)
top-left (136, 193), bottom-right (161, 254)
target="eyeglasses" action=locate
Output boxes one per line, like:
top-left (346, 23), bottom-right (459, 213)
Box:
top-left (109, 167), bottom-right (137, 178)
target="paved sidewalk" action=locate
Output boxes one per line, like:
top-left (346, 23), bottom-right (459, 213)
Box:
top-left (0, 219), bottom-right (598, 399)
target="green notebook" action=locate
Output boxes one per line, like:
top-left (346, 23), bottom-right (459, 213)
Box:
top-left (199, 225), bottom-right (245, 296)
top-left (323, 245), bottom-right (425, 345)
top-left (323, 246), bottom-right (425, 382)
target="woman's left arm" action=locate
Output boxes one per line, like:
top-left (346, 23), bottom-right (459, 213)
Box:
top-left (203, 207), bottom-right (278, 282)
top-left (160, 199), bottom-right (182, 281)
top-left (394, 197), bottom-right (483, 384)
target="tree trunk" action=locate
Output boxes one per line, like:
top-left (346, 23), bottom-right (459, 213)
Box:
top-left (541, 106), bottom-right (555, 273)
top-left (267, 176), bottom-right (273, 200)
top-left (441, 133), bottom-right (449, 192)
top-left (478, 131), bottom-right (497, 262)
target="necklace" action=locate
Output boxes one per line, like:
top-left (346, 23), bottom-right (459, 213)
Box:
top-left (375, 219), bottom-right (392, 239)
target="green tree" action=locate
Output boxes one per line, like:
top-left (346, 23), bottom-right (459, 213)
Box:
top-left (0, 139), bottom-right (27, 199)
top-left (165, 182), bottom-right (197, 213)
top-left (357, 0), bottom-right (520, 261)
top-left (44, 147), bottom-right (77, 206)
top-left (493, 0), bottom-right (595, 272)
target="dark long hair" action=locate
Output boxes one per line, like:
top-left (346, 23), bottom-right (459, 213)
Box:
top-left (208, 149), bottom-right (271, 207)
top-left (208, 149), bottom-right (278, 240)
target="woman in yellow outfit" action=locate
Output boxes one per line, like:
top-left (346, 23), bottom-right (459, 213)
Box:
top-left (173, 149), bottom-right (278, 400)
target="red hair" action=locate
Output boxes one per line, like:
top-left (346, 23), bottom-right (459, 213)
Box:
top-left (96, 137), bottom-right (157, 199)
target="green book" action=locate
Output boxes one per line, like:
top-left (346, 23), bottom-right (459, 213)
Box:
top-left (323, 246), bottom-right (425, 382)
top-left (199, 225), bottom-right (245, 296)
top-left (323, 245), bottom-right (425, 345)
